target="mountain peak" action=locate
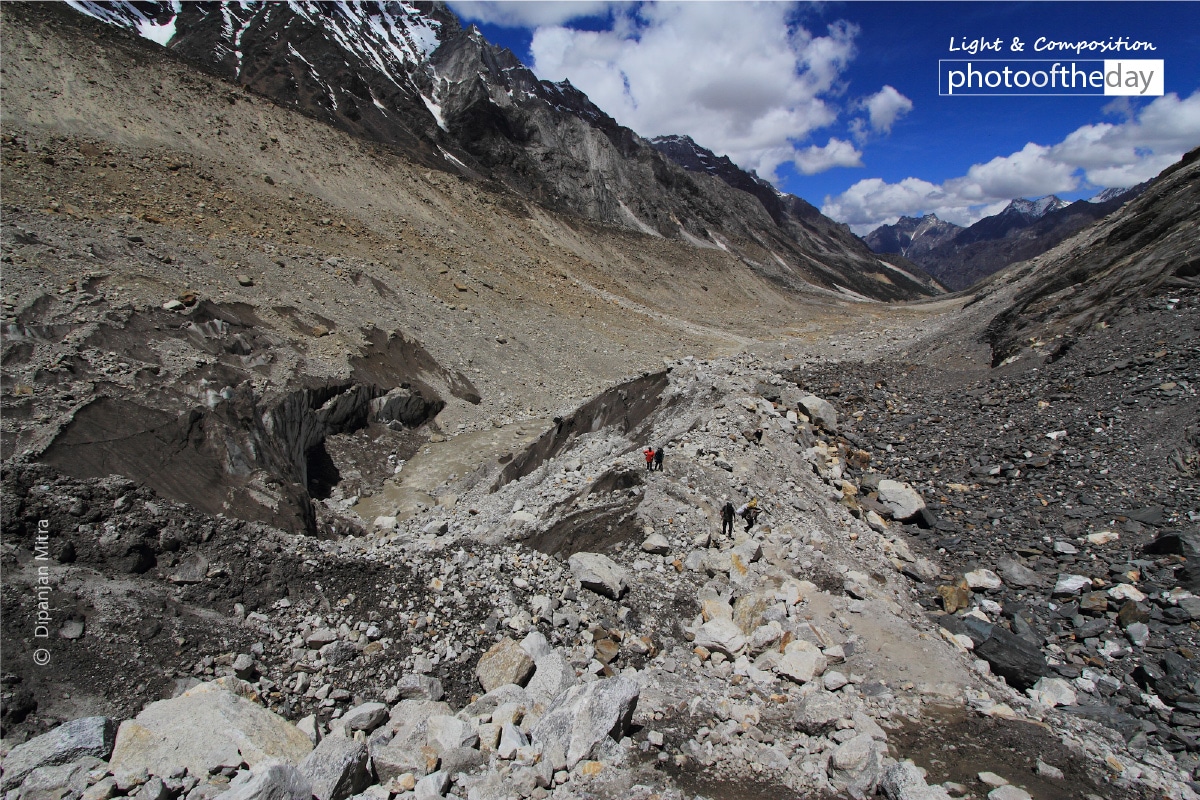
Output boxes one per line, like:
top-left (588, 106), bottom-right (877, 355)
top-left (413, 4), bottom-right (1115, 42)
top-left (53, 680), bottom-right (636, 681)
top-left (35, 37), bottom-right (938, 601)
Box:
top-left (1005, 195), bottom-right (1067, 219)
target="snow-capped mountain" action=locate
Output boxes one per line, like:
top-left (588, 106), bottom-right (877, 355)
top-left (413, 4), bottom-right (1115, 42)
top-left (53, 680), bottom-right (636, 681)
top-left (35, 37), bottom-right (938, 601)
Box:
top-left (1006, 195), bottom-right (1068, 220)
top-left (861, 214), bottom-right (962, 261)
top-left (63, 0), bottom-right (941, 302)
top-left (864, 188), bottom-right (1149, 291)
top-left (1090, 186), bottom-right (1134, 204)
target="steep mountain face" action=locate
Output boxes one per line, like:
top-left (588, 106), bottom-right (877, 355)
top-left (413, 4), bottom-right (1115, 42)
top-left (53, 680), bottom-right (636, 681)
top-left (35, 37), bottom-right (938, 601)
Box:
top-left (866, 188), bottom-right (1145, 292)
top-left (66, 0), bottom-right (940, 302)
top-left (861, 213), bottom-right (961, 261)
top-left (979, 149), bottom-right (1199, 365)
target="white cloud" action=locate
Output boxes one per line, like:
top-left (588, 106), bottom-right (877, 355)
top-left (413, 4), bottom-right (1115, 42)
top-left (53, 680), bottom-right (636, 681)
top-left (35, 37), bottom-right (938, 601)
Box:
top-left (822, 91), bottom-right (1200, 234)
top-left (794, 138), bottom-right (863, 174)
top-left (861, 85), bottom-right (912, 134)
top-left (448, 1), bottom-right (616, 29)
top-left (525, 3), bottom-right (863, 178)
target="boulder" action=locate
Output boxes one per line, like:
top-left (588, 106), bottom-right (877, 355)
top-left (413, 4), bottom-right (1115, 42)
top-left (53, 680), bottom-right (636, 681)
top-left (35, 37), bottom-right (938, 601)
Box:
top-left (775, 641), bottom-right (828, 684)
top-left (799, 395), bottom-right (837, 431)
top-left (568, 552), bottom-right (629, 599)
top-left (0, 716), bottom-right (115, 791)
top-left (298, 733), bottom-right (371, 800)
top-left (693, 618), bottom-right (747, 657)
top-left (109, 680), bottom-right (313, 781)
top-left (641, 533), bottom-right (670, 555)
top-left (218, 760), bottom-right (312, 800)
top-left (525, 650), bottom-right (577, 706)
top-left (476, 638), bottom-right (535, 692)
top-left (793, 690), bottom-right (845, 735)
top-left (1027, 677), bottom-right (1076, 708)
top-left (339, 703), bottom-right (388, 734)
top-left (964, 569), bottom-right (1003, 591)
top-left (395, 674), bottom-right (444, 701)
top-left (996, 558), bottom-right (1043, 588)
top-left (529, 675), bottom-right (639, 771)
top-left (1052, 574), bottom-right (1092, 596)
top-left (828, 734), bottom-right (884, 800)
top-left (876, 480), bottom-right (925, 521)
top-left (970, 624), bottom-right (1048, 691)
top-left (11, 756), bottom-right (104, 799)
top-left (425, 715), bottom-right (478, 754)
top-left (880, 760), bottom-right (953, 800)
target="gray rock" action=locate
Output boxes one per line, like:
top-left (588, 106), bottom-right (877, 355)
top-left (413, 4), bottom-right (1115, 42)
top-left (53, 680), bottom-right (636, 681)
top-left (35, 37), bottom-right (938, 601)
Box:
top-left (339, 703), bottom-right (388, 733)
top-left (306, 629), bottom-right (338, 647)
top-left (519, 631), bottom-right (553, 661)
top-left (369, 741), bottom-right (438, 783)
top-left (568, 552), bottom-right (629, 599)
top-left (988, 787), bottom-right (1033, 800)
top-left (1052, 574), bottom-right (1092, 596)
top-left (425, 715), bottom-right (478, 754)
top-left (799, 395), bottom-right (837, 431)
top-left (14, 757), bottom-right (104, 799)
top-left (170, 554), bottom-right (209, 584)
top-left (0, 716), bottom-right (115, 791)
top-left (320, 641), bottom-right (358, 666)
top-left (828, 734), bottom-right (883, 800)
top-left (437, 746), bottom-right (487, 777)
top-left (996, 558), bottom-right (1043, 588)
top-left (475, 638), bottom-right (535, 692)
top-left (413, 770), bottom-right (450, 800)
top-left (298, 733), bottom-right (371, 800)
top-left (134, 775), bottom-right (170, 800)
top-left (793, 690), bottom-right (845, 735)
top-left (693, 617), bottom-right (747, 657)
top-left (395, 674), bottom-right (444, 701)
top-left (59, 619), bottom-right (86, 640)
top-left (232, 654), bottom-right (256, 680)
top-left (109, 680), bottom-right (313, 780)
top-left (217, 760), bottom-right (312, 800)
top-left (880, 761), bottom-right (952, 800)
top-left (876, 480), bottom-right (925, 521)
top-left (530, 675), bottom-right (639, 771)
top-left (525, 650), bottom-right (577, 706)
top-left (641, 533), bottom-right (670, 555)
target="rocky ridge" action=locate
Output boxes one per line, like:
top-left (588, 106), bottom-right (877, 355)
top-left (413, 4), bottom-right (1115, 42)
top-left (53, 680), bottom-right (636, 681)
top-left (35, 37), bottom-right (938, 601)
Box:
top-left (62, 1), bottom-right (941, 303)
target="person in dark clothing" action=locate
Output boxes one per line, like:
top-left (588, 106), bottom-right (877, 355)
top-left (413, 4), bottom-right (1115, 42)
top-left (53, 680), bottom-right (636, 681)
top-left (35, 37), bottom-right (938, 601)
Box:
top-left (721, 500), bottom-right (735, 536)
top-left (653, 445), bottom-right (664, 472)
top-left (644, 447), bottom-right (655, 471)
top-left (752, 428), bottom-right (763, 444)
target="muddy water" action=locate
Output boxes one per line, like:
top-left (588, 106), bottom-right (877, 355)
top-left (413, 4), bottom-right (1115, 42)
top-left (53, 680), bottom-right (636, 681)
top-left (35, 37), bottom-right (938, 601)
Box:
top-left (354, 417), bottom-right (551, 521)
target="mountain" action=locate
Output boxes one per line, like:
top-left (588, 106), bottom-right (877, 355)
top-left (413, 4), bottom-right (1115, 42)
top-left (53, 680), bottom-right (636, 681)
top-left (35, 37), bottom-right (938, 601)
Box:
top-left (866, 188), bottom-right (1146, 292)
top-left (861, 213), bottom-right (962, 261)
top-left (977, 149), bottom-right (1199, 365)
top-left (65, 0), bottom-right (941, 302)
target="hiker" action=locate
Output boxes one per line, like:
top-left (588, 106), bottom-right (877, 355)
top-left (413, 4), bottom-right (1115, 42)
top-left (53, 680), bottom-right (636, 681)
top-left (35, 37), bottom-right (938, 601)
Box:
top-left (738, 497), bottom-right (760, 531)
top-left (721, 499), bottom-right (735, 536)
top-left (752, 428), bottom-right (763, 444)
top-left (653, 444), bottom-right (664, 472)
top-left (644, 446), bottom-right (655, 471)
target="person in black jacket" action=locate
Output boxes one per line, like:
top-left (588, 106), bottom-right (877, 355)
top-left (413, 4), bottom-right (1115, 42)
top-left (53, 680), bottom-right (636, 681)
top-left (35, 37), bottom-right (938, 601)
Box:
top-left (721, 499), bottom-right (735, 536)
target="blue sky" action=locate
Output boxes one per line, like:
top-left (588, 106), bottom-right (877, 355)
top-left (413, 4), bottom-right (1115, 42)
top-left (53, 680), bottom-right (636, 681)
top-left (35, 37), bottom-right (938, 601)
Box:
top-left (449, 2), bottom-right (1200, 232)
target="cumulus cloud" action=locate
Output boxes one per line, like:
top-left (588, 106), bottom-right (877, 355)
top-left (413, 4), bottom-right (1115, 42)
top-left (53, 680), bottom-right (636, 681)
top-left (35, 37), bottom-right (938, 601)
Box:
top-left (861, 85), bottom-right (913, 134)
top-left (523, 3), bottom-right (863, 179)
top-left (794, 138), bottom-right (863, 174)
top-left (822, 91), bottom-right (1200, 233)
top-left (448, 1), bottom-right (616, 28)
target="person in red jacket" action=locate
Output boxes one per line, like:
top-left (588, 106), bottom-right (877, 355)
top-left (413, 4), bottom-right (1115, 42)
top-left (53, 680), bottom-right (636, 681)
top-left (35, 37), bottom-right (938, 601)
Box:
top-left (644, 446), bottom-right (655, 471)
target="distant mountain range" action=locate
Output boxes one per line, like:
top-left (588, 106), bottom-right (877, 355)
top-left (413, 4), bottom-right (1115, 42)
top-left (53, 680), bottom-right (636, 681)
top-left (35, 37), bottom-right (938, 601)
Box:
top-left (864, 187), bottom-right (1146, 291)
top-left (66, 0), bottom-right (942, 302)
